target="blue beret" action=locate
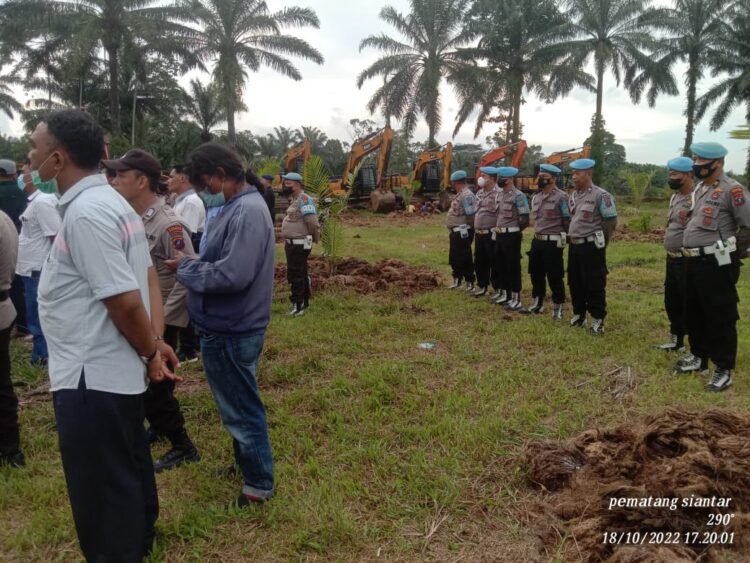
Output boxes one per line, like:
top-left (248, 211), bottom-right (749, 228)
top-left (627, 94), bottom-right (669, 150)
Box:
top-left (497, 166), bottom-right (519, 177)
top-left (261, 174), bottom-right (274, 181)
top-left (569, 158), bottom-right (596, 170)
top-left (479, 166), bottom-right (498, 175)
top-left (667, 157), bottom-right (693, 173)
top-left (539, 164), bottom-right (562, 175)
top-left (282, 172), bottom-right (303, 182)
top-left (690, 142), bottom-right (727, 159)
top-left (450, 170), bottom-right (467, 182)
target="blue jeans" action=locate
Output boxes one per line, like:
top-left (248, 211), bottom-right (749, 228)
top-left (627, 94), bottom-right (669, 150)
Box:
top-left (200, 332), bottom-right (274, 499)
top-left (21, 275), bottom-right (47, 364)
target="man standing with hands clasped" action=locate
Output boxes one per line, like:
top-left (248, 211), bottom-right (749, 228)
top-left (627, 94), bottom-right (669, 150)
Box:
top-left (33, 110), bottom-right (179, 561)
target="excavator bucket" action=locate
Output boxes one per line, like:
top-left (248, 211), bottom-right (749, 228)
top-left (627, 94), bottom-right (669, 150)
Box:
top-left (370, 188), bottom-right (397, 213)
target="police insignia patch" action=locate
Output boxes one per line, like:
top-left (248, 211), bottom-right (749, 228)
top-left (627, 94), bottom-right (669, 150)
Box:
top-left (603, 194), bottom-right (612, 207)
top-left (710, 190), bottom-right (722, 201)
top-left (731, 187), bottom-right (745, 206)
top-left (167, 224), bottom-right (185, 250)
top-left (702, 206), bottom-right (714, 216)
top-left (703, 216), bottom-right (713, 227)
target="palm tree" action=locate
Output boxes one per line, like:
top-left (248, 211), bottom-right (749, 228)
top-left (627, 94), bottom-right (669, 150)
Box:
top-left (270, 126), bottom-right (296, 152)
top-left (186, 0), bottom-right (324, 145)
top-left (185, 79), bottom-right (226, 142)
top-left (255, 134), bottom-right (283, 160)
top-left (553, 0), bottom-right (655, 180)
top-left (4, 0), bottom-right (199, 135)
top-left (295, 126), bottom-right (328, 152)
top-left (454, 0), bottom-right (594, 143)
top-left (633, 0), bottom-right (730, 154)
top-left (357, 0), bottom-right (476, 145)
top-left (0, 76), bottom-right (23, 119)
top-left (696, 4), bottom-right (750, 177)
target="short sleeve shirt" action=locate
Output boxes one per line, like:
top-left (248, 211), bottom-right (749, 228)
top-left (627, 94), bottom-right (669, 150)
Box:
top-left (38, 174), bottom-right (153, 394)
top-left (532, 188), bottom-right (570, 235)
top-left (446, 188), bottom-right (477, 228)
top-left (281, 192), bottom-right (317, 239)
top-left (16, 191), bottom-right (62, 276)
top-left (474, 186), bottom-right (501, 229)
top-left (496, 187), bottom-right (529, 229)
top-left (664, 191), bottom-right (693, 252)
top-left (682, 174), bottom-right (750, 248)
top-left (173, 190), bottom-right (206, 234)
top-left (569, 184), bottom-right (617, 238)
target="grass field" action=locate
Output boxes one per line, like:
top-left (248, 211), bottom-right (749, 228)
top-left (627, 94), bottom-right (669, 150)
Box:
top-left (3, 201), bottom-right (750, 562)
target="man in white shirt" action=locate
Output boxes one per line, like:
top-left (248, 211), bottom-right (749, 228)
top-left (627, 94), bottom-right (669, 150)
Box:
top-left (16, 164), bottom-right (61, 365)
top-left (168, 164), bottom-right (205, 251)
top-left (33, 110), bottom-right (179, 561)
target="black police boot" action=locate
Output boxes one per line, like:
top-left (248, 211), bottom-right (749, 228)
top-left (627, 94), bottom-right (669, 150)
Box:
top-left (154, 430), bottom-right (200, 473)
top-left (302, 298), bottom-right (309, 310)
top-left (146, 426), bottom-right (164, 445)
top-left (673, 353), bottom-right (708, 375)
top-left (471, 286), bottom-right (488, 298)
top-left (494, 290), bottom-right (509, 305)
top-left (705, 368), bottom-right (732, 392)
top-left (590, 318), bottom-right (605, 335)
top-left (505, 292), bottom-right (523, 311)
top-left (522, 296), bottom-right (544, 314)
top-left (448, 278), bottom-right (461, 289)
top-left (653, 334), bottom-right (684, 352)
top-left (464, 281), bottom-right (475, 292)
top-left (0, 449), bottom-right (25, 468)
top-left (551, 303), bottom-right (563, 321)
top-left (569, 313), bottom-right (586, 327)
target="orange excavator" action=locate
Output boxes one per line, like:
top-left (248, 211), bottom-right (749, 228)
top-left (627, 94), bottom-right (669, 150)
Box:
top-left (330, 125), bottom-right (399, 212)
top-left (280, 138), bottom-right (311, 176)
top-left (410, 142), bottom-right (453, 209)
top-left (545, 145), bottom-right (591, 166)
top-left (474, 140), bottom-right (527, 180)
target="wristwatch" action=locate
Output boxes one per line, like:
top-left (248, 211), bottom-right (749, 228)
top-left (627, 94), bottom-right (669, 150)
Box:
top-left (140, 348), bottom-right (158, 365)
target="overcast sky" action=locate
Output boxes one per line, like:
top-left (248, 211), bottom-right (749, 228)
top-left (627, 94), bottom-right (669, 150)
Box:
top-left (1, 0), bottom-right (747, 173)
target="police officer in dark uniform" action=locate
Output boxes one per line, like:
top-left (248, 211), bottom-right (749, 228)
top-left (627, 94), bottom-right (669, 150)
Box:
top-left (445, 170), bottom-right (477, 290)
top-left (471, 167), bottom-right (501, 298)
top-left (492, 166), bottom-right (529, 310)
top-left (653, 157), bottom-right (694, 351)
top-left (567, 158), bottom-right (617, 334)
top-left (525, 164), bottom-right (570, 319)
top-left (673, 142), bottom-right (750, 392)
top-left (280, 172), bottom-right (320, 316)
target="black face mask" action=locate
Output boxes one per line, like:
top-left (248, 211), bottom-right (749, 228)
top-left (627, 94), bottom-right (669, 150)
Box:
top-left (667, 178), bottom-right (683, 190)
top-left (692, 161), bottom-right (716, 179)
top-left (281, 186), bottom-right (292, 196)
top-left (537, 177), bottom-right (549, 189)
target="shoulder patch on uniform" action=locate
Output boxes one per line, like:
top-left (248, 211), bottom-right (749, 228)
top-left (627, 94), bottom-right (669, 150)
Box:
top-left (731, 186), bottom-right (745, 206)
top-left (166, 224), bottom-right (185, 251)
top-left (299, 195), bottom-right (316, 216)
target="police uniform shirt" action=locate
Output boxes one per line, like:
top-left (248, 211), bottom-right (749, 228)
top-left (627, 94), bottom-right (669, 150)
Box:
top-left (496, 186), bottom-right (529, 229)
top-left (446, 188), bottom-right (477, 228)
top-left (664, 191), bottom-right (693, 252)
top-left (682, 173), bottom-right (750, 248)
top-left (532, 188), bottom-right (570, 235)
top-left (281, 191), bottom-right (320, 240)
top-left (142, 198), bottom-right (194, 327)
top-left (569, 184), bottom-right (617, 238)
top-left (473, 186), bottom-right (501, 230)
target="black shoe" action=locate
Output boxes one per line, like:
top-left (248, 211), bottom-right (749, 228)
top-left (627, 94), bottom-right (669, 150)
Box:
top-left (652, 334), bottom-right (684, 352)
top-left (177, 351), bottom-right (200, 363)
top-left (705, 368), bottom-right (732, 392)
top-left (590, 318), bottom-right (605, 335)
top-left (0, 449), bottom-right (25, 468)
top-left (154, 445), bottom-right (200, 473)
top-left (236, 492), bottom-right (268, 507)
top-left (569, 314), bottom-right (586, 327)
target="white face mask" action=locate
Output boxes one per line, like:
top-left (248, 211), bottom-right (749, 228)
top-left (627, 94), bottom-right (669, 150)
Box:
top-left (477, 177), bottom-right (486, 188)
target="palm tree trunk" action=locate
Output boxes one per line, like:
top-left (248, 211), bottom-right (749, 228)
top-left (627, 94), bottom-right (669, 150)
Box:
top-left (594, 56), bottom-right (605, 133)
top-left (107, 46), bottom-right (121, 136)
top-left (511, 81), bottom-right (522, 143)
top-left (224, 82), bottom-right (236, 146)
top-left (591, 54), bottom-right (606, 184)
top-left (683, 50), bottom-right (698, 156)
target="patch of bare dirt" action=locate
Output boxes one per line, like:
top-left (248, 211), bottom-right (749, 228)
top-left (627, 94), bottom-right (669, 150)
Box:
top-left (275, 256), bottom-right (441, 295)
top-left (522, 408), bottom-right (750, 561)
top-left (614, 225), bottom-right (665, 243)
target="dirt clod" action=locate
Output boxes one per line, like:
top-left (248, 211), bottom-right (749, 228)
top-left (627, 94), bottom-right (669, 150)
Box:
top-left (614, 225), bottom-right (665, 243)
top-left (275, 256), bottom-right (441, 295)
top-left (522, 408), bottom-right (750, 561)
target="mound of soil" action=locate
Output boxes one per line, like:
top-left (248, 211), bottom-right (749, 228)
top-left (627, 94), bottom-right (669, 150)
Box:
top-left (275, 256), bottom-right (441, 295)
top-left (614, 225), bottom-right (665, 243)
top-left (523, 409), bottom-right (750, 561)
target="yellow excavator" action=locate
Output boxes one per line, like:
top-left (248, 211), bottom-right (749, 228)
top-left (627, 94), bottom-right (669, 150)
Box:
top-left (330, 125), bottom-right (400, 212)
top-left (279, 138), bottom-right (311, 177)
top-left (410, 142), bottom-right (453, 209)
top-left (542, 145), bottom-right (591, 188)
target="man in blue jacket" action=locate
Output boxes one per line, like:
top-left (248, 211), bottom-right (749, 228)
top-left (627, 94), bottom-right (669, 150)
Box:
top-left (166, 143), bottom-right (275, 505)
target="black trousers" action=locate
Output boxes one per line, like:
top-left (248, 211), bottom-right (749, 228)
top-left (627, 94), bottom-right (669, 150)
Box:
top-left (285, 243), bottom-right (312, 304)
top-left (10, 276), bottom-right (27, 334)
top-left (448, 229), bottom-right (475, 282)
top-left (0, 325), bottom-right (19, 454)
top-left (143, 325), bottom-right (186, 441)
top-left (685, 255), bottom-right (741, 370)
top-left (664, 256), bottom-right (687, 337)
top-left (568, 242), bottom-right (608, 319)
top-left (54, 373), bottom-right (158, 562)
top-left (178, 324), bottom-right (200, 358)
top-left (495, 232), bottom-right (522, 293)
top-left (474, 232), bottom-right (495, 289)
top-left (528, 239), bottom-right (565, 303)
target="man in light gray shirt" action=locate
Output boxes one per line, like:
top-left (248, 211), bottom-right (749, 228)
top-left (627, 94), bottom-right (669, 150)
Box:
top-left (33, 110), bottom-right (178, 561)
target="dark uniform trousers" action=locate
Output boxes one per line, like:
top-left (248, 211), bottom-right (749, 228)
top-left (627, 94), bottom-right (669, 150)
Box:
top-left (664, 256), bottom-right (687, 337)
top-left (10, 276), bottom-right (27, 334)
top-left (495, 232), bottom-right (522, 293)
top-left (528, 239), bottom-right (565, 303)
top-left (54, 372), bottom-right (158, 562)
top-left (685, 255), bottom-right (740, 370)
top-left (0, 324), bottom-right (19, 455)
top-left (143, 325), bottom-right (186, 441)
top-left (285, 243), bottom-right (311, 304)
top-left (474, 232), bottom-right (495, 289)
top-left (448, 229), bottom-right (475, 283)
top-left (568, 242), bottom-right (607, 319)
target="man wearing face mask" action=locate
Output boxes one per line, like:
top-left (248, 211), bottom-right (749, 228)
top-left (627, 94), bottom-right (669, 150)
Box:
top-left (471, 167), bottom-right (502, 298)
top-left (673, 142), bottom-right (750, 392)
top-left (653, 157), bottom-right (694, 352)
top-left (526, 164), bottom-right (570, 319)
top-left (445, 170), bottom-right (477, 290)
top-left (15, 161), bottom-right (62, 366)
top-left (492, 167), bottom-right (530, 311)
top-left (567, 158), bottom-right (617, 334)
top-left (280, 172), bottom-right (320, 316)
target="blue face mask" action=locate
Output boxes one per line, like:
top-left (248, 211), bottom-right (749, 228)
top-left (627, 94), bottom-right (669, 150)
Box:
top-left (17, 176), bottom-right (26, 191)
top-left (199, 190), bottom-right (225, 208)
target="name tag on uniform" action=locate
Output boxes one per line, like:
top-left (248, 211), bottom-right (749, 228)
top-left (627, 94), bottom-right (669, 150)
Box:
top-left (459, 224), bottom-right (469, 239)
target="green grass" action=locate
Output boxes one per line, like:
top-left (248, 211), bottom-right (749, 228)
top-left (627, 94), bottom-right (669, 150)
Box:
top-left (3, 202), bottom-right (750, 561)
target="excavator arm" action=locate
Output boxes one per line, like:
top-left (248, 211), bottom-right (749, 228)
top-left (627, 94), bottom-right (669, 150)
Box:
top-left (475, 140), bottom-right (527, 178)
top-left (544, 145), bottom-right (591, 166)
top-left (340, 125), bottom-right (394, 190)
top-left (412, 142), bottom-right (453, 191)
top-left (282, 138), bottom-right (312, 174)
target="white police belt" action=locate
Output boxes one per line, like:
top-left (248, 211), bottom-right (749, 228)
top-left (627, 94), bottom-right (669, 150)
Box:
top-left (494, 227), bottom-right (520, 234)
top-left (475, 228), bottom-right (493, 235)
top-left (285, 238), bottom-right (307, 245)
top-left (534, 234), bottom-right (562, 241)
top-left (682, 237), bottom-right (736, 258)
top-left (570, 234), bottom-right (597, 245)
top-left (666, 250), bottom-right (683, 259)
top-left (451, 226), bottom-right (470, 233)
